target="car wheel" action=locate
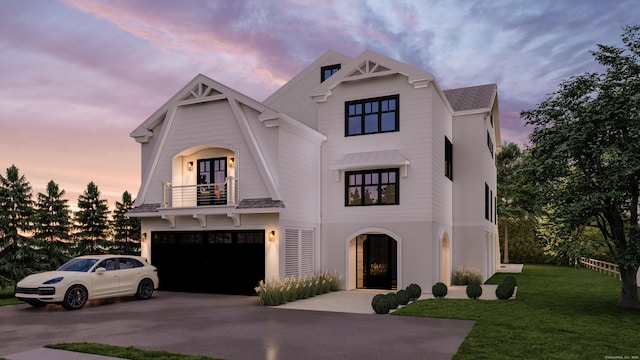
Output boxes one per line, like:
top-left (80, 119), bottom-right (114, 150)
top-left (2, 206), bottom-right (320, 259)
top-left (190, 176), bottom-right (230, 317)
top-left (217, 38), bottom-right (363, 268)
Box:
top-left (135, 278), bottom-right (154, 300)
top-left (62, 285), bottom-right (88, 310)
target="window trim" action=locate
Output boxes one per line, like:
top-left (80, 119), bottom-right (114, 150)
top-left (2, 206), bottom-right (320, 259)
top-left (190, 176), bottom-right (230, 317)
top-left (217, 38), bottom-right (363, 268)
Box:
top-left (345, 168), bottom-right (400, 206)
top-left (321, 64), bottom-right (341, 82)
top-left (487, 131), bottom-right (494, 158)
top-left (345, 95), bottom-right (399, 137)
top-left (485, 183), bottom-right (490, 221)
top-left (445, 136), bottom-right (453, 181)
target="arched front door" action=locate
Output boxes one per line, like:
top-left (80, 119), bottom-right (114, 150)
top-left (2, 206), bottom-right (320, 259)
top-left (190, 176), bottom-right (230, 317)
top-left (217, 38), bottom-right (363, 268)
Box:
top-left (358, 234), bottom-right (397, 290)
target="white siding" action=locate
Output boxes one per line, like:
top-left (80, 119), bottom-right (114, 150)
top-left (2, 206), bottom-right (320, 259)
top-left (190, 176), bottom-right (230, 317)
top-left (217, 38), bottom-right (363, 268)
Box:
top-left (265, 51), bottom-right (352, 130)
top-left (278, 125), bottom-right (322, 223)
top-left (319, 75), bottom-right (438, 224)
top-left (143, 100), bottom-right (271, 204)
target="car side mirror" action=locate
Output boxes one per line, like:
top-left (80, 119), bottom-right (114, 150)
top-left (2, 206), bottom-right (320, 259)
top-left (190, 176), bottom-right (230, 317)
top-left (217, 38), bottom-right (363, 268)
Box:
top-left (96, 267), bottom-right (106, 273)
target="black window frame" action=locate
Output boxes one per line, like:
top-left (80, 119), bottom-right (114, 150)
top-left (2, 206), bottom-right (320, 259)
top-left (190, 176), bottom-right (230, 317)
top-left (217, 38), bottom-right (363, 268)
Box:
top-left (345, 168), bottom-right (400, 206)
top-left (485, 183), bottom-right (490, 221)
top-left (321, 64), bottom-right (341, 82)
top-left (487, 130), bottom-right (494, 158)
top-left (445, 136), bottom-right (453, 180)
top-left (345, 95), bottom-right (399, 136)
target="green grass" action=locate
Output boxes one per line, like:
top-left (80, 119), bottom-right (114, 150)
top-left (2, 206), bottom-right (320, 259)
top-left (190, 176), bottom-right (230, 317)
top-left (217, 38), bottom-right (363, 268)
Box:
top-left (0, 287), bottom-right (21, 306)
top-left (47, 343), bottom-right (222, 360)
top-left (394, 264), bottom-right (640, 360)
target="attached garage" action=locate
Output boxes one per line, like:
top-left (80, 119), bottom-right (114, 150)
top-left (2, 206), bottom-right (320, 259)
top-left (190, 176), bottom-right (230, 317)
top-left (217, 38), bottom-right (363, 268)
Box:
top-left (151, 230), bottom-right (265, 295)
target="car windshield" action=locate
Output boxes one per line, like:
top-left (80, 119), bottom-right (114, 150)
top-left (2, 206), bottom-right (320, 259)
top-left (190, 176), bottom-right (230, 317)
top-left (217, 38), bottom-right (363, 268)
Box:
top-left (57, 258), bottom-right (99, 272)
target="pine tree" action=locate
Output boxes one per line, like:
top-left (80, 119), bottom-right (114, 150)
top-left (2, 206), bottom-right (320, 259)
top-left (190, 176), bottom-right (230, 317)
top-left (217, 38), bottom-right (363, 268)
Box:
top-left (112, 191), bottom-right (141, 254)
top-left (74, 181), bottom-right (110, 255)
top-left (0, 165), bottom-right (41, 286)
top-left (34, 180), bottom-right (72, 269)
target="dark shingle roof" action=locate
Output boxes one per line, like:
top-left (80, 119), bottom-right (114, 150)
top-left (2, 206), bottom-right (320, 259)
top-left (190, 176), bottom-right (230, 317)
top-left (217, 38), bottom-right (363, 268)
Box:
top-left (236, 198), bottom-right (285, 209)
top-left (128, 198), bottom-right (285, 214)
top-left (128, 203), bottom-right (161, 213)
top-left (443, 84), bottom-right (496, 112)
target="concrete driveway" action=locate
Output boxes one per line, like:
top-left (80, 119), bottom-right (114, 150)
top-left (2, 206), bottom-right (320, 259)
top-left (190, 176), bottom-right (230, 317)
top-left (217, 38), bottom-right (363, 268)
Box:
top-left (0, 292), bottom-right (474, 360)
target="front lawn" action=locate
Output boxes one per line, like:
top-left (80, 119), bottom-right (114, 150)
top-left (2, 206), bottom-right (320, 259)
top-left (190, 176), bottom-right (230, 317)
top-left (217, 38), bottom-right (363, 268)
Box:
top-left (47, 343), bottom-right (220, 360)
top-left (0, 287), bottom-right (21, 306)
top-left (394, 264), bottom-right (640, 359)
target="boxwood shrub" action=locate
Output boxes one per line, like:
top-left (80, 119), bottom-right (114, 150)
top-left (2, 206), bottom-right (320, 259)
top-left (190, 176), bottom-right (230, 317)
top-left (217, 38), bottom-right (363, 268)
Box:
top-left (431, 282), bottom-right (448, 298)
top-left (495, 283), bottom-right (515, 300)
top-left (397, 289), bottom-right (410, 305)
top-left (371, 294), bottom-right (390, 314)
top-left (406, 283), bottom-right (422, 300)
top-left (466, 283), bottom-right (483, 299)
top-left (386, 292), bottom-right (400, 309)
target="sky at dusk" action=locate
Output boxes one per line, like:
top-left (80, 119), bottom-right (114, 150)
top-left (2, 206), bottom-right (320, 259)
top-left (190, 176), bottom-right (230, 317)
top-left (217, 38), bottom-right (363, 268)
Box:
top-left (0, 0), bottom-right (638, 210)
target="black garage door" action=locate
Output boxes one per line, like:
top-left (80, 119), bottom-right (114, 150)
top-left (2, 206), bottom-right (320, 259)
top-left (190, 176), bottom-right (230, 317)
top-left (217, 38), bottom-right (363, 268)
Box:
top-left (151, 230), bottom-right (265, 295)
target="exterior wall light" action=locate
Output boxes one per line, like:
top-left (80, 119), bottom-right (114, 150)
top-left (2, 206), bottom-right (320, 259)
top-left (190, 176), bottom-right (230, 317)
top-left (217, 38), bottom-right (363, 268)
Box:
top-left (229, 157), bottom-right (235, 168)
top-left (187, 161), bottom-right (194, 171)
top-left (269, 230), bottom-right (276, 242)
top-left (142, 232), bottom-right (148, 242)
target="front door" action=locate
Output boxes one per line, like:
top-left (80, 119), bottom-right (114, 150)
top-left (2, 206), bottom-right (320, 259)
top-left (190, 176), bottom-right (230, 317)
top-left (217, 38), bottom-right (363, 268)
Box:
top-left (363, 235), bottom-right (397, 289)
top-left (197, 157), bottom-right (227, 206)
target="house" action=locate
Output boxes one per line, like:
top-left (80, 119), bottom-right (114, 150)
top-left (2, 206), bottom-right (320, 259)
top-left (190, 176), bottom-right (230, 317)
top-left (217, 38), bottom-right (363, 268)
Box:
top-left (128, 49), bottom-right (500, 295)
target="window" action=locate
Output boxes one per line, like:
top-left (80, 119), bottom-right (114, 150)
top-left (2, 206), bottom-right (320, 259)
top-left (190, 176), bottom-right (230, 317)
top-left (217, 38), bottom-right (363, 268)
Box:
top-left (494, 195), bottom-right (497, 224)
top-left (445, 136), bottom-right (453, 180)
top-left (321, 64), bottom-right (341, 82)
top-left (487, 131), bottom-right (494, 158)
top-left (485, 183), bottom-right (490, 221)
top-left (490, 189), bottom-right (493, 222)
top-left (345, 95), bottom-right (399, 136)
top-left (346, 169), bottom-right (399, 206)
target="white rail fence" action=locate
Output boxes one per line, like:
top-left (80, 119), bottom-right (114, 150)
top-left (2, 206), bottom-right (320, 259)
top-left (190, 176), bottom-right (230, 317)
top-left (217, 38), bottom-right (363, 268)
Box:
top-left (579, 257), bottom-right (620, 278)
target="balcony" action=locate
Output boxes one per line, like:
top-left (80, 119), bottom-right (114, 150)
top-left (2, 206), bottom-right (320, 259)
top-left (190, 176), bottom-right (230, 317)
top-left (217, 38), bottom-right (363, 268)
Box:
top-left (161, 176), bottom-right (238, 208)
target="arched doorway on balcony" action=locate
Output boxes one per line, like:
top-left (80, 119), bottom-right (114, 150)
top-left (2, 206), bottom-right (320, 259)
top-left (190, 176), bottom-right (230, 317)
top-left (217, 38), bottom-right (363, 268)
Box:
top-left (169, 145), bottom-right (237, 207)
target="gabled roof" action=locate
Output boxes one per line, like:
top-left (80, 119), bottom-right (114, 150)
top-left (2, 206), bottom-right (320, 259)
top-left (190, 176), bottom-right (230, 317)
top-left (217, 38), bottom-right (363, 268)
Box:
top-left (443, 84), bottom-right (497, 114)
top-left (130, 74), bottom-right (324, 207)
top-left (309, 49), bottom-right (438, 103)
top-left (264, 49), bottom-right (353, 106)
top-left (131, 74), bottom-right (271, 143)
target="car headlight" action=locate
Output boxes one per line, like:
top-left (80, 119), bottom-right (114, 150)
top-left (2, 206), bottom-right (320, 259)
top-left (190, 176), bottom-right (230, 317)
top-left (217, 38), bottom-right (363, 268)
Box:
top-left (43, 277), bottom-right (64, 284)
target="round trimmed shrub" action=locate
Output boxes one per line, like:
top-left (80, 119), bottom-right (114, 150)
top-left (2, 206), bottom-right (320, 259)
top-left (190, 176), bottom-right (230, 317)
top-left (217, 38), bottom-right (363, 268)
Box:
top-left (431, 282), bottom-right (448, 298)
top-left (503, 276), bottom-right (517, 287)
top-left (397, 289), bottom-right (410, 305)
top-left (466, 284), bottom-right (483, 299)
top-left (407, 283), bottom-right (422, 300)
top-left (371, 294), bottom-right (390, 314)
top-left (386, 292), bottom-right (400, 309)
top-left (495, 283), bottom-right (515, 300)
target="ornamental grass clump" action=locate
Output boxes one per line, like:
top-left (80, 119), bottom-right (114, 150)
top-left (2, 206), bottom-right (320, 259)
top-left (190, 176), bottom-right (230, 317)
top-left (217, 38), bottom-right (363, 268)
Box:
top-left (255, 269), bottom-right (341, 306)
top-left (453, 267), bottom-right (483, 286)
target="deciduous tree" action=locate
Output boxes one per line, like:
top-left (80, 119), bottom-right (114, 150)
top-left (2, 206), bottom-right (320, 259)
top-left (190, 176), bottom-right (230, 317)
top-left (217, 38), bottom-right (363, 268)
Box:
top-left (496, 142), bottom-right (537, 263)
top-left (522, 25), bottom-right (640, 309)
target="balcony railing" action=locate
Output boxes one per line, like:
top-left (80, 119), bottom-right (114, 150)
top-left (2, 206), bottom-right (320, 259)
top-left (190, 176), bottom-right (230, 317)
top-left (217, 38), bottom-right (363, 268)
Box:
top-left (162, 176), bottom-right (237, 208)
